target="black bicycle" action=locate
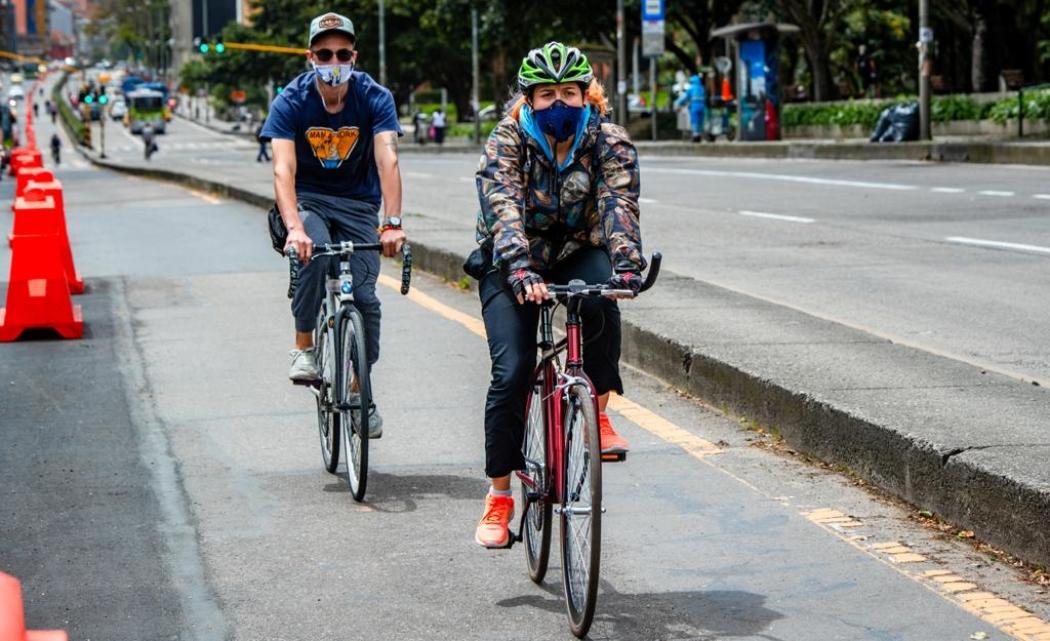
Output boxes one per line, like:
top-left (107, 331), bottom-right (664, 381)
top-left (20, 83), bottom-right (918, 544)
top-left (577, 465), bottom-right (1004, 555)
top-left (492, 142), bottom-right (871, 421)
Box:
top-left (288, 241), bottom-right (412, 501)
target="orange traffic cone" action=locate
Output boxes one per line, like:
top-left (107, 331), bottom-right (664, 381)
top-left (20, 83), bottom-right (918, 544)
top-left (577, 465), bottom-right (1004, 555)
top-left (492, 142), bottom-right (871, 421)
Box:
top-left (10, 150), bottom-right (42, 176)
top-left (0, 194), bottom-right (83, 341)
top-left (15, 167), bottom-right (52, 200)
top-left (8, 184), bottom-right (83, 294)
top-left (0, 572), bottom-right (68, 641)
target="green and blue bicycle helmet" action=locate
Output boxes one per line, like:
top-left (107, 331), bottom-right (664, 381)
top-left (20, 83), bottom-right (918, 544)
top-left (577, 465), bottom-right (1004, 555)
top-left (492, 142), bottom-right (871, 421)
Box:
top-left (517, 42), bottom-right (594, 92)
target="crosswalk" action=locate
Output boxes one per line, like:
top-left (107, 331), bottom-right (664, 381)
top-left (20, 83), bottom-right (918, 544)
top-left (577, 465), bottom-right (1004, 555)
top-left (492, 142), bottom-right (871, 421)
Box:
top-left (108, 140), bottom-right (256, 153)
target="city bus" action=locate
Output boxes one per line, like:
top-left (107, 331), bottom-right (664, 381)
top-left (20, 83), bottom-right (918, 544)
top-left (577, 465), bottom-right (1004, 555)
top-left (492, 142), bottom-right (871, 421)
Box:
top-left (126, 88), bottom-right (166, 135)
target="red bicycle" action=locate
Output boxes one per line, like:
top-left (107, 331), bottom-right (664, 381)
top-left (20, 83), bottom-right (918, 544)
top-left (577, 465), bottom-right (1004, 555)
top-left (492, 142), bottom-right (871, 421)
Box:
top-left (506, 253), bottom-right (661, 638)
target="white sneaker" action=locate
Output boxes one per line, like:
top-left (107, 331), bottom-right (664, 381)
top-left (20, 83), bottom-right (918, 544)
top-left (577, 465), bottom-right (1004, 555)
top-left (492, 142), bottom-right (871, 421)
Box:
top-left (288, 348), bottom-right (320, 382)
top-left (349, 393), bottom-right (383, 438)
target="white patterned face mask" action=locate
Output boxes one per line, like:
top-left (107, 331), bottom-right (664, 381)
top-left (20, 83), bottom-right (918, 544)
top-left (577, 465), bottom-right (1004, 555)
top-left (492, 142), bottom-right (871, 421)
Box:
top-left (312, 62), bottom-right (354, 86)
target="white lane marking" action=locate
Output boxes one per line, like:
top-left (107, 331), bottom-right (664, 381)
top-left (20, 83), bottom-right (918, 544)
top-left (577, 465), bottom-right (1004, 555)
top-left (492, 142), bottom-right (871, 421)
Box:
top-left (978, 190), bottom-right (1014, 197)
top-left (945, 236), bottom-right (1050, 255)
top-left (646, 166), bottom-right (918, 191)
top-left (458, 176), bottom-right (475, 183)
top-left (403, 171), bottom-right (434, 179)
top-left (639, 197), bottom-right (659, 204)
top-left (930, 187), bottom-right (965, 194)
top-left (1033, 194), bottom-right (1050, 200)
top-left (739, 210), bottom-right (815, 224)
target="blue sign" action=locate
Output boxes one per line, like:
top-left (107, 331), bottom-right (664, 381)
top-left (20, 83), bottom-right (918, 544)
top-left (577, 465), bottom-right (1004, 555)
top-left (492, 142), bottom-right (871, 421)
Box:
top-left (642, 0), bottom-right (664, 21)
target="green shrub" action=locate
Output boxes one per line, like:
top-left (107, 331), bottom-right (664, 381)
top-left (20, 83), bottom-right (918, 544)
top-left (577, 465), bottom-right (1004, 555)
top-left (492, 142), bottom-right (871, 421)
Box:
top-left (783, 94), bottom-right (990, 128)
top-left (52, 72), bottom-right (86, 146)
top-left (987, 90), bottom-right (1050, 124)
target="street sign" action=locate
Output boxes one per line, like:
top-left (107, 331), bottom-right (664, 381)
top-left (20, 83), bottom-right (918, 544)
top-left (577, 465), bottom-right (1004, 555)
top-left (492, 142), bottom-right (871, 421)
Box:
top-left (919, 27), bottom-right (934, 43)
top-left (230, 90), bottom-right (247, 104)
top-left (715, 56), bottom-right (732, 74)
top-left (642, 0), bottom-right (664, 21)
top-left (642, 20), bottom-right (665, 57)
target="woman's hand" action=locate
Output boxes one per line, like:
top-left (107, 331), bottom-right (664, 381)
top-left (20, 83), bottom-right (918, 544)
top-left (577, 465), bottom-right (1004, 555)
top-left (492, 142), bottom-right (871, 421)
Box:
top-left (507, 268), bottom-right (549, 304)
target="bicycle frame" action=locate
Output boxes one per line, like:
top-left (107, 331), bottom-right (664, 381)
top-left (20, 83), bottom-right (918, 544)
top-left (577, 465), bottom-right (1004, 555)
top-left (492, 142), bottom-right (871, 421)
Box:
top-left (517, 296), bottom-right (598, 508)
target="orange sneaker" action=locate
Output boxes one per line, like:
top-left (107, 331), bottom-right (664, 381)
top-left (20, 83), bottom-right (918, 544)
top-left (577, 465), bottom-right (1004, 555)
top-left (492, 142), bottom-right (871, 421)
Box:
top-left (474, 494), bottom-right (515, 548)
top-left (599, 412), bottom-right (630, 456)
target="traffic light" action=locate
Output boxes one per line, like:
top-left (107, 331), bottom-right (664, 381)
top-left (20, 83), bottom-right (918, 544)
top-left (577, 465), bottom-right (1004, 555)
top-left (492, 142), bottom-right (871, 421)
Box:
top-left (276, 85), bottom-right (284, 94)
top-left (99, 92), bottom-right (109, 105)
top-left (193, 36), bottom-right (225, 54)
top-left (215, 39), bottom-right (226, 54)
top-left (83, 93), bottom-right (94, 104)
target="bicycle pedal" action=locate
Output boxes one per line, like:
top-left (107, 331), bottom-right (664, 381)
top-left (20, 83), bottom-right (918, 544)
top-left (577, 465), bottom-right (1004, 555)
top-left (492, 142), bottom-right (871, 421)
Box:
top-left (292, 378), bottom-right (320, 388)
top-left (601, 451), bottom-right (627, 462)
top-left (501, 530), bottom-right (519, 549)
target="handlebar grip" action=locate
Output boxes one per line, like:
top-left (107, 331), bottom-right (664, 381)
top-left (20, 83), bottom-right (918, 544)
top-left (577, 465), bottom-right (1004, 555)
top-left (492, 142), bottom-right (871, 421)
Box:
top-left (400, 243), bottom-right (413, 295)
top-left (287, 247), bottom-right (301, 300)
top-left (639, 252), bottom-right (661, 293)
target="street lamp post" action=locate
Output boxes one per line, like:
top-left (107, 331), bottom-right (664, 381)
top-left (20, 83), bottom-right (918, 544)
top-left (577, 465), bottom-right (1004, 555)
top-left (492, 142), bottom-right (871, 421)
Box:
top-left (471, 6), bottom-right (480, 145)
top-left (616, 0), bottom-right (626, 126)
top-left (378, 0), bottom-right (387, 87)
top-left (918, 0), bottom-right (931, 140)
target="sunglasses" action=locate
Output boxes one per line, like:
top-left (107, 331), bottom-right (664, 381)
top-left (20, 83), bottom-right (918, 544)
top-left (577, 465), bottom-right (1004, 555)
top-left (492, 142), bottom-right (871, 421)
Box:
top-left (312, 48), bottom-right (354, 62)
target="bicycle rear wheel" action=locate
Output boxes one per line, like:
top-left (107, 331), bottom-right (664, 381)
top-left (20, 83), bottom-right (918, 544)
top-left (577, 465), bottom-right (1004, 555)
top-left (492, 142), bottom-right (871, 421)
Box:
top-left (339, 308), bottom-right (370, 502)
top-left (560, 383), bottom-right (602, 638)
top-left (315, 305), bottom-right (340, 474)
top-left (522, 374), bottom-right (552, 583)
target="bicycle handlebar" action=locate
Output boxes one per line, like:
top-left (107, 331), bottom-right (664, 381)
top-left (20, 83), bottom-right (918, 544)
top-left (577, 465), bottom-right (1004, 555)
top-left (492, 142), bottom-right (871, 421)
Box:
top-left (286, 241), bottom-right (413, 299)
top-left (546, 252), bottom-right (662, 299)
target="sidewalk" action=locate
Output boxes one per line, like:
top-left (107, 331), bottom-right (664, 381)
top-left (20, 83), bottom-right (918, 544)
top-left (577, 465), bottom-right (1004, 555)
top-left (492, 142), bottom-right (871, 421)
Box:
top-left (69, 136), bottom-right (1050, 570)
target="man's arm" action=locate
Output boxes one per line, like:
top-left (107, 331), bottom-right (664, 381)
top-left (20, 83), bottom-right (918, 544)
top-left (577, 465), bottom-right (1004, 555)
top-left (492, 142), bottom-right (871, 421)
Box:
top-left (374, 130), bottom-right (405, 257)
top-left (272, 138), bottom-right (312, 260)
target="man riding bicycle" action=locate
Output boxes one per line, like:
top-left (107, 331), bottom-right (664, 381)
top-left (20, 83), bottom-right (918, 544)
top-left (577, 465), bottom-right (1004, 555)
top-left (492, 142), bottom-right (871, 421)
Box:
top-left (261, 11), bottom-right (406, 437)
top-left (470, 42), bottom-right (645, 547)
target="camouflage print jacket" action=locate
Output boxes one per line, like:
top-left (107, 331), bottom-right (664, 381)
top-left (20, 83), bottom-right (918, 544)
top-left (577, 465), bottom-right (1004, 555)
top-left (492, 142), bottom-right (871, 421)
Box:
top-left (474, 106), bottom-right (645, 275)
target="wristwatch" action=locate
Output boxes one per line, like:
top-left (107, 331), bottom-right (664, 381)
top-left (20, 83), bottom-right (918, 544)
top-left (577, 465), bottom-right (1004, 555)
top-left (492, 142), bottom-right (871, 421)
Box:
top-left (379, 216), bottom-right (402, 232)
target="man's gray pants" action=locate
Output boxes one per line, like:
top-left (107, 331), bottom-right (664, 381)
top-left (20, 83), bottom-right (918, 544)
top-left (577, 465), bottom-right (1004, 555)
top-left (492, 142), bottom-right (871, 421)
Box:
top-left (292, 192), bottom-right (381, 365)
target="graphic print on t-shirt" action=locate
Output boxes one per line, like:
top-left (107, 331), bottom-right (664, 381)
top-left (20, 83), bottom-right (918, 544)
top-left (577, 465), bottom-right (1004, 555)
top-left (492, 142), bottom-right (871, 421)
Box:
top-left (305, 126), bottom-right (361, 169)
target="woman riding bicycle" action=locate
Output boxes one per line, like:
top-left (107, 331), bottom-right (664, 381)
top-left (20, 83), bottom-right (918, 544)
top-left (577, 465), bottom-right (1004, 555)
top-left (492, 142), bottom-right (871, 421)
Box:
top-left (471, 42), bottom-right (645, 548)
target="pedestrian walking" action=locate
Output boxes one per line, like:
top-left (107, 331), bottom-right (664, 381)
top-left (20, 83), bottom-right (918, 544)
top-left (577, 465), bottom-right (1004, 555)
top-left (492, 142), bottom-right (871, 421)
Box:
top-left (412, 110), bottom-right (427, 145)
top-left (255, 121), bottom-right (270, 162)
top-left (431, 107), bottom-right (447, 145)
top-left (674, 73), bottom-right (707, 142)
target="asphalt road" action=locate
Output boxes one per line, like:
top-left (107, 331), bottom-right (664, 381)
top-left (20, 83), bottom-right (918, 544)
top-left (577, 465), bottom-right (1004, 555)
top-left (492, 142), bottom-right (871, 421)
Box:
top-left (82, 93), bottom-right (1050, 389)
top-left (2, 99), bottom-right (1050, 639)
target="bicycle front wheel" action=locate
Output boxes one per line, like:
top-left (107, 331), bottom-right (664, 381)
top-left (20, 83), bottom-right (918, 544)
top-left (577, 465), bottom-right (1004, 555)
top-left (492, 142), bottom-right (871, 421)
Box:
top-left (522, 375), bottom-right (552, 583)
top-left (560, 383), bottom-right (602, 638)
top-left (315, 305), bottom-right (340, 474)
top-left (338, 308), bottom-right (370, 502)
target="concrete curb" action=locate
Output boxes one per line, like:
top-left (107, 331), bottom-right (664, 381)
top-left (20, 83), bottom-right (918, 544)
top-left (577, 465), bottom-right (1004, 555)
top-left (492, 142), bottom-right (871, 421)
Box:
top-left (73, 149), bottom-right (1050, 569)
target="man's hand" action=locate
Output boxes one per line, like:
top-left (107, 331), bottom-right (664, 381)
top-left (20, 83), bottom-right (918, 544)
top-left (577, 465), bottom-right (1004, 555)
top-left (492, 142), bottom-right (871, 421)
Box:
top-left (507, 268), bottom-right (548, 305)
top-left (380, 227), bottom-right (406, 257)
top-left (285, 226), bottom-right (313, 262)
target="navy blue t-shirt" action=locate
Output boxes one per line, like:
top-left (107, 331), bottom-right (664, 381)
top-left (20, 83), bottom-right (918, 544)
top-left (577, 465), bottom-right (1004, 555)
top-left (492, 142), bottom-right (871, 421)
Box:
top-left (261, 70), bottom-right (402, 204)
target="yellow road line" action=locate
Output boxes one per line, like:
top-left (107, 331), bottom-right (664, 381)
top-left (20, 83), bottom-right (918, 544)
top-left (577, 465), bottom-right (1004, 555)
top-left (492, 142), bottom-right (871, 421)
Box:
top-left (804, 510), bottom-right (1050, 640)
top-left (188, 190), bottom-right (221, 205)
top-left (376, 273), bottom-right (721, 461)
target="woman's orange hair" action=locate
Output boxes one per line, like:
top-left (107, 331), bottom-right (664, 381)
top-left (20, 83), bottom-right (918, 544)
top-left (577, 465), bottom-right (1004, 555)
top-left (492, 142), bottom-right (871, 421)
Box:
top-left (508, 79), bottom-right (610, 120)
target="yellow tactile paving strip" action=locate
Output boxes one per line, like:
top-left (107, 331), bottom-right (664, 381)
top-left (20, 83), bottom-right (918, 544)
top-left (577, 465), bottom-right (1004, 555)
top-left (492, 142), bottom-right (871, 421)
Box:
top-left (805, 509), bottom-right (1050, 640)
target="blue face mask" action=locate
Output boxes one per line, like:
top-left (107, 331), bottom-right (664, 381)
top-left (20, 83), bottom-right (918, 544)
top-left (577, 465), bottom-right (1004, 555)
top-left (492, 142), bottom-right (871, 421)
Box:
top-left (532, 100), bottom-right (585, 142)
top-left (312, 62), bottom-right (354, 86)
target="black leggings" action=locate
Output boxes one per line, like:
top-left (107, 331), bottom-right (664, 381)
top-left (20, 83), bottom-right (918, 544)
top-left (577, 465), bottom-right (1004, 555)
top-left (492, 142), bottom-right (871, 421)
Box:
top-left (480, 247), bottom-right (623, 478)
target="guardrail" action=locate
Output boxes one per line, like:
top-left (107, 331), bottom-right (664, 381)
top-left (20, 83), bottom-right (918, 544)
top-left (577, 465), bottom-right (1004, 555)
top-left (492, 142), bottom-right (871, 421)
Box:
top-left (1017, 82), bottom-right (1050, 138)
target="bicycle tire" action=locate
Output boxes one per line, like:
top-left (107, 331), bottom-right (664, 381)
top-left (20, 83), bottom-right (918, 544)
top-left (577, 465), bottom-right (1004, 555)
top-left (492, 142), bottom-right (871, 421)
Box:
top-left (560, 383), bottom-right (602, 638)
top-left (522, 375), bottom-right (552, 583)
top-left (339, 308), bottom-right (370, 502)
top-left (315, 305), bottom-right (340, 474)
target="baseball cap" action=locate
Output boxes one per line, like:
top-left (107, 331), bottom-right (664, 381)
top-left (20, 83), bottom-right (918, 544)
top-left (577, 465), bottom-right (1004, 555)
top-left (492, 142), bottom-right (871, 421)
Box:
top-left (309, 12), bottom-right (356, 46)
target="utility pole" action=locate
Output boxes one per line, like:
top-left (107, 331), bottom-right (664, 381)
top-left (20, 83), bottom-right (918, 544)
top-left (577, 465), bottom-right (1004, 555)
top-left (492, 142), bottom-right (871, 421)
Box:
top-left (918, 0), bottom-right (931, 140)
top-left (650, 58), bottom-right (657, 141)
top-left (378, 0), bottom-right (387, 87)
top-left (471, 6), bottom-right (480, 145)
top-left (616, 0), bottom-right (626, 126)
